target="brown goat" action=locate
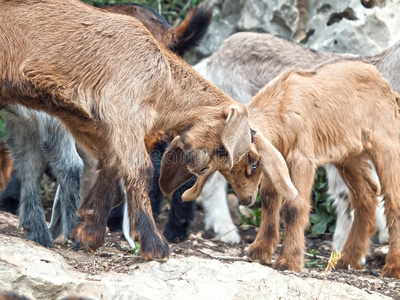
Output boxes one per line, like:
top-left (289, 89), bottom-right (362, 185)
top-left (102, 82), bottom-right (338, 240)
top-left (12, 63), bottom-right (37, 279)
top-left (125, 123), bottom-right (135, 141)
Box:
top-left (0, 0), bottom-right (252, 259)
top-left (221, 60), bottom-right (400, 278)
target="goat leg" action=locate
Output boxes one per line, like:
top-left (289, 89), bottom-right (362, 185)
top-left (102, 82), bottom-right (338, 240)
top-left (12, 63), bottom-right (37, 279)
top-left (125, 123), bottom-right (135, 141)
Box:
top-left (73, 166), bottom-right (119, 252)
top-left (125, 168), bottom-right (170, 260)
top-left (247, 180), bottom-right (281, 265)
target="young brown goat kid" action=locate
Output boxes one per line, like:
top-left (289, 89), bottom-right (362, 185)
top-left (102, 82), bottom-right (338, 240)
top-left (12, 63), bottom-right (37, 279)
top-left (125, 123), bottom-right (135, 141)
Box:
top-left (0, 0), bottom-right (252, 259)
top-left (221, 60), bottom-right (400, 278)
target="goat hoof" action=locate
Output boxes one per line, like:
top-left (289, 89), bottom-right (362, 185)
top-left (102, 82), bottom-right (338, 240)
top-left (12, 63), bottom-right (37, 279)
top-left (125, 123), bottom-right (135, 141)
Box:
top-left (247, 242), bottom-right (272, 264)
top-left (72, 239), bottom-right (82, 251)
top-left (217, 228), bottom-right (240, 244)
top-left (72, 221), bottom-right (106, 253)
top-left (382, 265), bottom-right (400, 279)
top-left (163, 220), bottom-right (189, 243)
top-left (274, 256), bottom-right (302, 272)
top-left (140, 232), bottom-right (170, 261)
top-left (26, 230), bottom-right (54, 248)
top-left (336, 256), bottom-right (362, 271)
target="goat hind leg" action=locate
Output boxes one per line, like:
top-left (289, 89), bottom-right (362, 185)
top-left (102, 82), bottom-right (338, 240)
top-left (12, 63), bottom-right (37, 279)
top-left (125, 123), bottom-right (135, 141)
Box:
top-left (4, 114), bottom-right (53, 247)
top-left (201, 172), bottom-right (240, 244)
top-left (335, 157), bottom-right (378, 270)
top-left (41, 122), bottom-right (83, 240)
top-left (325, 164), bottom-right (354, 251)
top-left (369, 142), bottom-right (400, 278)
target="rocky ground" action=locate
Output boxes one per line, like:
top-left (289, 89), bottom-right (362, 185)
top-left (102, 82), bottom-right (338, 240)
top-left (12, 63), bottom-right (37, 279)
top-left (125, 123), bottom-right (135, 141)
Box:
top-left (0, 204), bottom-right (399, 300)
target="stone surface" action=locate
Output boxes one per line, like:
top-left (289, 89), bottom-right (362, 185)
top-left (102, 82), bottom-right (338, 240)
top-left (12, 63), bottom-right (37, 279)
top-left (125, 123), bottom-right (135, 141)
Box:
top-left (0, 234), bottom-right (391, 300)
top-left (307, 0), bottom-right (400, 55)
top-left (0, 212), bottom-right (19, 231)
top-left (186, 0), bottom-right (400, 63)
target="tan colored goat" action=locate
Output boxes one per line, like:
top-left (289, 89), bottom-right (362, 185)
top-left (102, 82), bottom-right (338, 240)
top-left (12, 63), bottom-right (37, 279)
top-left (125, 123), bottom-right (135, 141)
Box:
top-left (221, 60), bottom-right (400, 278)
top-left (0, 0), bottom-right (252, 259)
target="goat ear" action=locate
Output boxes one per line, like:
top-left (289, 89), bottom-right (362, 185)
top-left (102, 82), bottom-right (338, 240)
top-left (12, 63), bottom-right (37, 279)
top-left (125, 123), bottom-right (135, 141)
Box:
top-left (181, 172), bottom-right (212, 202)
top-left (222, 105), bottom-right (252, 169)
top-left (159, 136), bottom-right (194, 196)
top-left (254, 133), bottom-right (298, 200)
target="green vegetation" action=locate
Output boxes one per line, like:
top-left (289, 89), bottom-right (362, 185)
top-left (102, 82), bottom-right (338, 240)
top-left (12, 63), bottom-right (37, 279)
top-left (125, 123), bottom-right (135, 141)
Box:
top-left (240, 168), bottom-right (336, 235)
top-left (82, 0), bottom-right (205, 24)
top-left (305, 249), bottom-right (325, 268)
top-left (240, 194), bottom-right (262, 229)
top-left (309, 168), bottom-right (336, 235)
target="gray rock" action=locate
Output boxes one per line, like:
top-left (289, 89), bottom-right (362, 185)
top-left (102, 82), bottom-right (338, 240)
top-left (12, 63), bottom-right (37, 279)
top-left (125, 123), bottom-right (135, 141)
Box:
top-left (0, 234), bottom-right (391, 300)
top-left (307, 0), bottom-right (400, 55)
top-left (186, 0), bottom-right (400, 63)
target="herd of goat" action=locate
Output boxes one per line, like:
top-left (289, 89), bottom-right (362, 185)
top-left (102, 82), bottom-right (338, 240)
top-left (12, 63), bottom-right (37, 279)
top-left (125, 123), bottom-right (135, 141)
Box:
top-left (0, 0), bottom-right (399, 279)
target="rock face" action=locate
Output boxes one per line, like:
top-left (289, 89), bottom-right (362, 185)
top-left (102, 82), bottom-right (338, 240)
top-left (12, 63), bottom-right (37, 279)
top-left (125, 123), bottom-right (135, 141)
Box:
top-left (0, 234), bottom-right (391, 300)
top-left (187, 0), bottom-right (400, 63)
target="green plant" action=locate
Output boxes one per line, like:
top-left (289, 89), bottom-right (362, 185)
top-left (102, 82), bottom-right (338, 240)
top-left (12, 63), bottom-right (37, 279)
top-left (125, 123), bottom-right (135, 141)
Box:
top-left (305, 249), bottom-right (325, 268)
top-left (240, 194), bottom-right (261, 229)
top-left (132, 240), bottom-right (141, 255)
top-left (240, 207), bottom-right (262, 229)
top-left (309, 168), bottom-right (336, 235)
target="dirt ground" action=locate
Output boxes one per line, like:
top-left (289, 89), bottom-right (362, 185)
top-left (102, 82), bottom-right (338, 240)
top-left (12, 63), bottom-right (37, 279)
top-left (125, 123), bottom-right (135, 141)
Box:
top-left (1, 200), bottom-right (399, 300)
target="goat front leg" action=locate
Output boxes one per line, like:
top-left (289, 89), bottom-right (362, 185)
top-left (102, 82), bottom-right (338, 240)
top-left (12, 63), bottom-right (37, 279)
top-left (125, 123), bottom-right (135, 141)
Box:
top-left (247, 179), bottom-right (281, 264)
top-left (125, 163), bottom-right (169, 260)
top-left (73, 165), bottom-right (119, 252)
top-left (274, 153), bottom-right (314, 272)
top-left (164, 176), bottom-right (196, 243)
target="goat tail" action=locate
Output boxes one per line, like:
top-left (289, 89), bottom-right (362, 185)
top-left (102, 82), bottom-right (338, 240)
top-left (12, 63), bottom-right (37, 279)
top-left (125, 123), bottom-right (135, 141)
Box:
top-left (174, 4), bottom-right (212, 56)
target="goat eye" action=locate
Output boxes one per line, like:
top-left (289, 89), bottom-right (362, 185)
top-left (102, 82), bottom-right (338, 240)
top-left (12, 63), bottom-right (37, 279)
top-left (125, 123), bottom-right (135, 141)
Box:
top-left (252, 161), bottom-right (259, 170)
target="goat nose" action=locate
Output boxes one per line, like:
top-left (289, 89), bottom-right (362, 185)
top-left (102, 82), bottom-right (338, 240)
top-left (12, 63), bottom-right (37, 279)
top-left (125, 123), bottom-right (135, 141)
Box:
top-left (241, 196), bottom-right (252, 205)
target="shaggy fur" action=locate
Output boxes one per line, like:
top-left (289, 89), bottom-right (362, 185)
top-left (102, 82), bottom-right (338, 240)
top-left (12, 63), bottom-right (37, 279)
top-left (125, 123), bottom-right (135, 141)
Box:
top-left (195, 32), bottom-right (400, 249)
top-left (3, 106), bottom-right (83, 247)
top-left (0, 0), bottom-right (251, 259)
top-left (0, 2), bottom-right (211, 247)
top-left (220, 60), bottom-right (400, 279)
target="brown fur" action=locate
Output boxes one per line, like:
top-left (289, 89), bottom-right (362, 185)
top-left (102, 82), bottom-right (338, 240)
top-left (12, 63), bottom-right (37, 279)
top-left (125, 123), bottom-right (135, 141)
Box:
top-left (0, 0), bottom-right (251, 259)
top-left (0, 143), bottom-right (12, 191)
top-left (77, 3), bottom-right (210, 198)
top-left (221, 60), bottom-right (400, 278)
